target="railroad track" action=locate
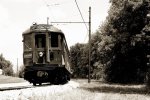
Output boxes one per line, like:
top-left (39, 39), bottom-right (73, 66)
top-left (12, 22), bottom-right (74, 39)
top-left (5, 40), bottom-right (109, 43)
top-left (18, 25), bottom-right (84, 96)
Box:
top-left (0, 85), bottom-right (33, 91)
top-left (0, 82), bottom-right (53, 91)
top-left (0, 82), bottom-right (34, 91)
top-left (0, 81), bottom-right (78, 91)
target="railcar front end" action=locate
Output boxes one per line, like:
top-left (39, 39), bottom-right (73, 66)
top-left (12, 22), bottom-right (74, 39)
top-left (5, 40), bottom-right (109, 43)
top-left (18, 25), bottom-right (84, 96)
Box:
top-left (22, 24), bottom-right (71, 85)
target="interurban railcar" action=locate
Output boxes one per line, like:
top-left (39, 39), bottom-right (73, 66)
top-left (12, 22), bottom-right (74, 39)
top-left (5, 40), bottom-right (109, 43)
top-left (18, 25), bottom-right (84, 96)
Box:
top-left (22, 23), bottom-right (71, 85)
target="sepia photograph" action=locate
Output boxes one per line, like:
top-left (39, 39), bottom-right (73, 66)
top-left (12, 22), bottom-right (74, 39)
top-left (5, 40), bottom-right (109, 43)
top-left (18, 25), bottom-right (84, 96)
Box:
top-left (0, 0), bottom-right (150, 100)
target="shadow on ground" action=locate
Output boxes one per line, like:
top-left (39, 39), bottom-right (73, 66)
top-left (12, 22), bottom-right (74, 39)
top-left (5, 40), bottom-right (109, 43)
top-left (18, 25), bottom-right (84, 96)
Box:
top-left (80, 82), bottom-right (150, 95)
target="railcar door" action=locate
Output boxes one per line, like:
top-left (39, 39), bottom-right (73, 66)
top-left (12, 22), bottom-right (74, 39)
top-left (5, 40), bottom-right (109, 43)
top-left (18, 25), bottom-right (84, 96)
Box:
top-left (49, 33), bottom-right (62, 65)
top-left (34, 34), bottom-right (46, 64)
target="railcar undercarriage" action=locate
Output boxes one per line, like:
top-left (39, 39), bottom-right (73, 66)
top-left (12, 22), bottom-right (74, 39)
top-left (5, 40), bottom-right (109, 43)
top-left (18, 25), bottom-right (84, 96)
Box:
top-left (24, 64), bottom-right (70, 86)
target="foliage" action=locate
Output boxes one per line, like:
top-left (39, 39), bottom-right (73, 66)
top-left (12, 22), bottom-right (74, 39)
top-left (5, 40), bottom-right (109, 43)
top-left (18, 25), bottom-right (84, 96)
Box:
top-left (0, 54), bottom-right (14, 76)
top-left (143, 21), bottom-right (150, 86)
top-left (90, 31), bottom-right (115, 80)
top-left (70, 32), bottom-right (115, 80)
top-left (102, 0), bottom-right (150, 83)
top-left (70, 0), bottom-right (150, 84)
top-left (70, 43), bottom-right (89, 78)
top-left (18, 65), bottom-right (25, 78)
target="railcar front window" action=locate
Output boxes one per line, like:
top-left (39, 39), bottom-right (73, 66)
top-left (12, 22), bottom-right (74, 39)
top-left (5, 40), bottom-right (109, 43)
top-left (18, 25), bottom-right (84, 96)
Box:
top-left (35, 34), bottom-right (46, 48)
top-left (51, 33), bottom-right (58, 47)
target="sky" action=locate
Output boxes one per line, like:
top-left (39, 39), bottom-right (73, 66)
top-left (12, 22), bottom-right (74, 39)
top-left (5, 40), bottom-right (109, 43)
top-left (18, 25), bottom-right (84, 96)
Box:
top-left (0, 0), bottom-right (110, 72)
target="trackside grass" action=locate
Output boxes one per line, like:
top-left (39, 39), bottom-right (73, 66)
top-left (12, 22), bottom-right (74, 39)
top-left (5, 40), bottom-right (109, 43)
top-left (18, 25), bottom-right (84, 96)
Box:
top-left (18, 79), bottom-right (150, 100)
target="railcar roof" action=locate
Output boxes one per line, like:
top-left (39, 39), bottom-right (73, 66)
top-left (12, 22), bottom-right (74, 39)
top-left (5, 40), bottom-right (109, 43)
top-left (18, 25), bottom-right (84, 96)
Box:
top-left (23, 24), bottom-right (63, 35)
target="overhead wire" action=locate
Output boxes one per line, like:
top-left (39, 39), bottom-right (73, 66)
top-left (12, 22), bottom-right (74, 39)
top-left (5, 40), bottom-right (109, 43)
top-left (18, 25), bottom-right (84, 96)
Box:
top-left (74, 0), bottom-right (89, 43)
top-left (43, 0), bottom-right (89, 42)
top-left (74, 0), bottom-right (88, 31)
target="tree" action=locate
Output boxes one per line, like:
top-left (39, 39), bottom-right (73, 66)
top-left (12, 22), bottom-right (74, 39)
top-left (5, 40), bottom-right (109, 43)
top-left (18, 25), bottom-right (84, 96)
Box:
top-left (102, 0), bottom-right (150, 83)
top-left (70, 43), bottom-right (89, 78)
top-left (90, 31), bottom-right (115, 80)
top-left (0, 54), bottom-right (14, 76)
top-left (70, 0), bottom-right (150, 84)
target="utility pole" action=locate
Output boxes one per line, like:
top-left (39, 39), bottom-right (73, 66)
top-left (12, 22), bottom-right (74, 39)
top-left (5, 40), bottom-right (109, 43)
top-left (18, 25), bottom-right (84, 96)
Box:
top-left (17, 58), bottom-right (18, 75)
top-left (47, 17), bottom-right (49, 25)
top-left (88, 6), bottom-right (91, 83)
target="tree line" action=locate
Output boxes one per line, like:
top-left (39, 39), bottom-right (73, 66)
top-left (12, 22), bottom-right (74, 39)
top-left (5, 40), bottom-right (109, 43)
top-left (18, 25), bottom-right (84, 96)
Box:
top-left (70, 0), bottom-right (150, 84)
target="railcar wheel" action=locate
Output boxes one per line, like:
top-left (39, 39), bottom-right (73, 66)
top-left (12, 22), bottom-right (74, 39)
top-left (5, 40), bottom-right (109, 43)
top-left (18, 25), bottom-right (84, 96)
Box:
top-left (33, 82), bottom-right (36, 86)
top-left (51, 68), bottom-right (70, 85)
top-left (53, 76), bottom-right (59, 85)
top-left (67, 75), bottom-right (70, 81)
top-left (58, 73), bottom-right (68, 85)
top-left (39, 83), bottom-right (42, 86)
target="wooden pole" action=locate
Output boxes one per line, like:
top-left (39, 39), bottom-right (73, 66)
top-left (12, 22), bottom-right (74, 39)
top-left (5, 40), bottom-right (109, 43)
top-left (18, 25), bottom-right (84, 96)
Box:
top-left (17, 58), bottom-right (18, 75)
top-left (88, 7), bottom-right (91, 83)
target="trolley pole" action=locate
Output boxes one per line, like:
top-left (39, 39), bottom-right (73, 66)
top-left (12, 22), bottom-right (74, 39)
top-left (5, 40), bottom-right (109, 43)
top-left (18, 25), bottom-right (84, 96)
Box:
top-left (46, 17), bottom-right (50, 63)
top-left (88, 7), bottom-right (91, 83)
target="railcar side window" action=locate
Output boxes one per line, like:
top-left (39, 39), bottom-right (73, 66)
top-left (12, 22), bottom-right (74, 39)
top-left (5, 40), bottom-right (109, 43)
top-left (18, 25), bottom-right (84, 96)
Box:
top-left (51, 33), bottom-right (58, 47)
top-left (35, 34), bottom-right (46, 48)
top-left (24, 34), bottom-right (32, 50)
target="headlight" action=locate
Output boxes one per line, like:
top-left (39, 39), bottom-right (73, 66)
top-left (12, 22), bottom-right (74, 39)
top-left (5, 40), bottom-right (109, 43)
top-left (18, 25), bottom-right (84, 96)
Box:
top-left (37, 71), bottom-right (48, 78)
top-left (39, 52), bottom-right (43, 57)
